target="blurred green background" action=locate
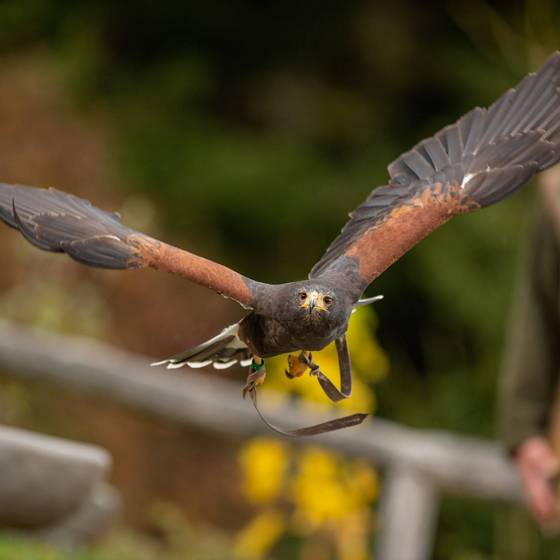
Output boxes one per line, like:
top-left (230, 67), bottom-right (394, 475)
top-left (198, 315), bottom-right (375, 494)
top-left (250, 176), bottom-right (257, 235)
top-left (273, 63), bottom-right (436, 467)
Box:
top-left (0, 0), bottom-right (558, 558)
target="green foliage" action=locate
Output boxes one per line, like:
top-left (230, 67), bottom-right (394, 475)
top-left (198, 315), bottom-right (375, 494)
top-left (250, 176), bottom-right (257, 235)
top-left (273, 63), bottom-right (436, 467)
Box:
top-left (0, 536), bottom-right (59, 560)
top-left (0, 531), bottom-right (230, 560)
top-left (0, 504), bottom-right (232, 560)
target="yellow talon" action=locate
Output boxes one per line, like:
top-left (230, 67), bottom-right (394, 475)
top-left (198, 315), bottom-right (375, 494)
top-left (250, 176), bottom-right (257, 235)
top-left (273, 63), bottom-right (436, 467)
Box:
top-left (285, 351), bottom-right (311, 379)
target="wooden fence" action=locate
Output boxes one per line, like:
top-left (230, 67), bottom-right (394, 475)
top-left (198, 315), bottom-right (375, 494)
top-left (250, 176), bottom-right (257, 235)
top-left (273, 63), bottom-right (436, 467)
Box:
top-left (0, 321), bottom-right (524, 560)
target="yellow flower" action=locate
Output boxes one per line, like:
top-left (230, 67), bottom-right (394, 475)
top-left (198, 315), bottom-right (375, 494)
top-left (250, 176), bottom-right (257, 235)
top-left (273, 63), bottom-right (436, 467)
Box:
top-left (344, 460), bottom-right (379, 503)
top-left (233, 509), bottom-right (285, 560)
top-left (298, 447), bottom-right (339, 478)
top-left (333, 510), bottom-right (372, 560)
top-left (291, 449), bottom-right (357, 530)
top-left (238, 437), bottom-right (289, 504)
top-left (346, 307), bottom-right (389, 382)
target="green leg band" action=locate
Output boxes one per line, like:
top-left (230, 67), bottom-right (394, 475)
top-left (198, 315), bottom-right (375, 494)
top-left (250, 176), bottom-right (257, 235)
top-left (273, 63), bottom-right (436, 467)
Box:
top-left (250, 358), bottom-right (265, 372)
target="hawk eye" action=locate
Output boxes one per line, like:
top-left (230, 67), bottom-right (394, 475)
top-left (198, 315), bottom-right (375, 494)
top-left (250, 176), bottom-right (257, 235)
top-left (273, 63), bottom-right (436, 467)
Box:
top-left (323, 296), bottom-right (333, 305)
top-left (299, 292), bottom-right (307, 301)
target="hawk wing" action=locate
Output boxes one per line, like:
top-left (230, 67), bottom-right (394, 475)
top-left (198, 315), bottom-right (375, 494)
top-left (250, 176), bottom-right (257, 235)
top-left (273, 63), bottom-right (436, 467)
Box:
top-left (310, 52), bottom-right (560, 301)
top-left (0, 184), bottom-right (259, 308)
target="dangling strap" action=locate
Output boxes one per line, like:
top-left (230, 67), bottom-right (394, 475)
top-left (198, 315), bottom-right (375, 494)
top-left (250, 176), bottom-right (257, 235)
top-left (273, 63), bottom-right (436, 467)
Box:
top-left (246, 385), bottom-right (367, 437)
top-left (304, 336), bottom-right (353, 403)
top-left (314, 369), bottom-right (349, 402)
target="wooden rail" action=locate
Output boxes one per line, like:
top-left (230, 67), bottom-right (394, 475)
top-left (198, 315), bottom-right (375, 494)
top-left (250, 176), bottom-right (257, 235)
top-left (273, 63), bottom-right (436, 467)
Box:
top-left (0, 321), bottom-right (524, 560)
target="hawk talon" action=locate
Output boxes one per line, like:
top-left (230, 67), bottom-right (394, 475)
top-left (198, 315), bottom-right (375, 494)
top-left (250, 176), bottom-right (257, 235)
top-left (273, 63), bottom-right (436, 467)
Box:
top-left (242, 359), bottom-right (266, 398)
top-left (285, 351), bottom-right (311, 380)
top-left (299, 352), bottom-right (320, 374)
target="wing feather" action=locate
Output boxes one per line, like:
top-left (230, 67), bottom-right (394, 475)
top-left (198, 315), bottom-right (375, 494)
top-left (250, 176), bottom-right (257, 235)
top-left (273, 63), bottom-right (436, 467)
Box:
top-left (310, 52), bottom-right (560, 299)
top-left (420, 137), bottom-right (448, 172)
top-left (0, 184), bottom-right (259, 307)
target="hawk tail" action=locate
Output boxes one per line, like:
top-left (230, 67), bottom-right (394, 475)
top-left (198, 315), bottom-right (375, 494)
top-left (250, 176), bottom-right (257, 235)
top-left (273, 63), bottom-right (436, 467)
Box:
top-left (151, 322), bottom-right (253, 370)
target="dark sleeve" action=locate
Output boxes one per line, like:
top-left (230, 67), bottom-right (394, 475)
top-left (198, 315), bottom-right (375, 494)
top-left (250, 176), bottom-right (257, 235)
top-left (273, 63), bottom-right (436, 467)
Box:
top-left (498, 204), bottom-right (560, 453)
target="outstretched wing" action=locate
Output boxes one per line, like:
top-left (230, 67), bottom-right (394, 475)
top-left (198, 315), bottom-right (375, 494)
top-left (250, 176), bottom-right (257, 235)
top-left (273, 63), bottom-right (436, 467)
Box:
top-left (0, 184), bottom-right (259, 308)
top-left (310, 52), bottom-right (560, 301)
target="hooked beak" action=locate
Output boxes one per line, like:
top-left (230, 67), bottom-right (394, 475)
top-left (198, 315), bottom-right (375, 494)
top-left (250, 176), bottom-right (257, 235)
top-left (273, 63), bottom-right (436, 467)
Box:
top-left (300, 290), bottom-right (327, 313)
top-left (308, 294), bottom-right (317, 314)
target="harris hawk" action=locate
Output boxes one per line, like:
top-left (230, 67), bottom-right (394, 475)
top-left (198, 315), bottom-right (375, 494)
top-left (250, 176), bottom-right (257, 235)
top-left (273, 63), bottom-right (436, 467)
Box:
top-left (2, 52), bottom-right (560, 436)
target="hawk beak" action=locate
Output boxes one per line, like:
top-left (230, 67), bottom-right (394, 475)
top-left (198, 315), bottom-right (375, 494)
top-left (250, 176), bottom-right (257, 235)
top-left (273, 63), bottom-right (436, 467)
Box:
top-left (308, 296), bottom-right (317, 314)
top-left (310, 291), bottom-right (329, 313)
top-left (299, 291), bottom-right (327, 313)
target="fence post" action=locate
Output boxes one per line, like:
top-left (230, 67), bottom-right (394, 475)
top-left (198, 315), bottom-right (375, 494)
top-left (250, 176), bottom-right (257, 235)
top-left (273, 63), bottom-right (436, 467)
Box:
top-left (375, 465), bottom-right (439, 560)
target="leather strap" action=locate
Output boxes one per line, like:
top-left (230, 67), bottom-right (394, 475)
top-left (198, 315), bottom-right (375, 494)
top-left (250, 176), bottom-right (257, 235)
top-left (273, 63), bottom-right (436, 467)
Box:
top-left (245, 335), bottom-right (368, 436)
top-left (303, 335), bottom-right (353, 403)
top-left (247, 385), bottom-right (367, 437)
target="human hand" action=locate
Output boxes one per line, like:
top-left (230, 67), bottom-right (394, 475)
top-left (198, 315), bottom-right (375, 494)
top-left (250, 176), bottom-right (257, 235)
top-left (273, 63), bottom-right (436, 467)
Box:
top-left (516, 436), bottom-right (560, 526)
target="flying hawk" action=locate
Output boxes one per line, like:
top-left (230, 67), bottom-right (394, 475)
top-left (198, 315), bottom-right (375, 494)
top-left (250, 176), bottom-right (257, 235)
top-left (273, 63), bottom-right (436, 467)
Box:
top-left (2, 53), bottom-right (560, 436)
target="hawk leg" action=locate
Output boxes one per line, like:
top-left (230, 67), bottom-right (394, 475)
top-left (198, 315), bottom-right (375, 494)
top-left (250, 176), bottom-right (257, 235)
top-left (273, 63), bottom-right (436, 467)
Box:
top-left (242, 356), bottom-right (267, 398)
top-left (285, 351), bottom-right (312, 379)
top-left (243, 341), bottom-right (367, 436)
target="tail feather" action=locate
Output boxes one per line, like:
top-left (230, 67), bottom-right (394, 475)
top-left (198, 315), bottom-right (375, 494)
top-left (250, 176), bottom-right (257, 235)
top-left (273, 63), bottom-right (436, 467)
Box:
top-left (151, 322), bottom-right (252, 371)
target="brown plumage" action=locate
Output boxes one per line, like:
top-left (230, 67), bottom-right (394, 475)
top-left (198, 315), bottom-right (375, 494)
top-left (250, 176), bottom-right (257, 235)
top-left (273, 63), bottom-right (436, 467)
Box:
top-left (2, 52), bottom-right (560, 436)
top-left (127, 234), bottom-right (255, 307)
top-left (311, 52), bottom-right (560, 294)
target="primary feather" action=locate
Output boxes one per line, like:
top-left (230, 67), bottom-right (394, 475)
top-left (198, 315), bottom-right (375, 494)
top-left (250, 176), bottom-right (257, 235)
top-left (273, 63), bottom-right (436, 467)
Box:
top-left (310, 52), bottom-right (560, 293)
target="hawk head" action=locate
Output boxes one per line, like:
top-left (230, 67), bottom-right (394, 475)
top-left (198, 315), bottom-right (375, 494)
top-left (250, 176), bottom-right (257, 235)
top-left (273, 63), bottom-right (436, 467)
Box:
top-left (286, 282), bottom-right (351, 330)
top-left (297, 288), bottom-right (334, 315)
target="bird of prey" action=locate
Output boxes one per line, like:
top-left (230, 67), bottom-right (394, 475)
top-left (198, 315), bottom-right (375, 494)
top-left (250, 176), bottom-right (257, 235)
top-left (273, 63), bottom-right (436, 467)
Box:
top-left (1, 53), bottom-right (560, 436)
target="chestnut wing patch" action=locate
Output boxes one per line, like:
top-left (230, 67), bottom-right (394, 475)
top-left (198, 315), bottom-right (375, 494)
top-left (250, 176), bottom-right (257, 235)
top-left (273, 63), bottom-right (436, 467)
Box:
top-left (310, 52), bottom-right (560, 296)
